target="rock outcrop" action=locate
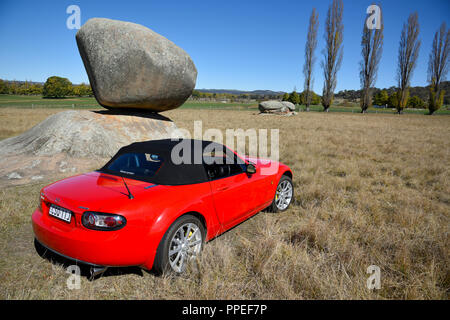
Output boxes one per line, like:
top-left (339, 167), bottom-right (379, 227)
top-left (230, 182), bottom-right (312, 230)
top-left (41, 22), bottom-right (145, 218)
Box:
top-left (0, 110), bottom-right (183, 186)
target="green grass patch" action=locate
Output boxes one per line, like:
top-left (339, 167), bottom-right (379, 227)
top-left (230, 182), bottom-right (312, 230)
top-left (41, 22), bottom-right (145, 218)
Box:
top-left (0, 95), bottom-right (257, 111)
top-left (0, 95), bottom-right (101, 109)
top-left (1, 95), bottom-right (449, 115)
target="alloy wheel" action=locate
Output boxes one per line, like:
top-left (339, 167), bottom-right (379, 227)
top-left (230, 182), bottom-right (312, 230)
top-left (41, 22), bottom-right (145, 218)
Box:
top-left (275, 180), bottom-right (293, 210)
top-left (168, 222), bottom-right (202, 273)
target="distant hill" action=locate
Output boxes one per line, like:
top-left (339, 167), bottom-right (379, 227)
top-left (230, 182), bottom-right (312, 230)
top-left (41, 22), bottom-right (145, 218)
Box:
top-left (196, 89), bottom-right (285, 96)
top-left (3, 80), bottom-right (44, 85)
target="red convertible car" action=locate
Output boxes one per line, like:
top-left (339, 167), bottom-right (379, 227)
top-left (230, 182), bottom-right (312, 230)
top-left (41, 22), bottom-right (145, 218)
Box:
top-left (32, 139), bottom-right (293, 277)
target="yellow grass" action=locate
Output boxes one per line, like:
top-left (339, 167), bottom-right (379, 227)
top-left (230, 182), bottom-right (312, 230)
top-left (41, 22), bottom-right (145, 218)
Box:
top-left (0, 108), bottom-right (70, 140)
top-left (0, 108), bottom-right (449, 299)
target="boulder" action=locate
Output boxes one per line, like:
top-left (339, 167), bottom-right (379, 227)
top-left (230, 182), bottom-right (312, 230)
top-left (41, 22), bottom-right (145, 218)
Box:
top-left (281, 101), bottom-right (296, 111)
top-left (258, 100), bottom-right (284, 112)
top-left (76, 18), bottom-right (197, 112)
top-left (258, 100), bottom-right (296, 114)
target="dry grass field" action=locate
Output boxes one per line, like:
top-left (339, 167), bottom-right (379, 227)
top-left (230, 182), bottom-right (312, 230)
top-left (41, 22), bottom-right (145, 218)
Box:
top-left (0, 107), bottom-right (449, 299)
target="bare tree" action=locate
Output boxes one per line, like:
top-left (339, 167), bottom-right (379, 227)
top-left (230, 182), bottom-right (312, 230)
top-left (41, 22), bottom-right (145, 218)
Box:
top-left (359, 5), bottom-right (383, 113)
top-left (427, 22), bottom-right (450, 115)
top-left (321, 0), bottom-right (344, 112)
top-left (396, 12), bottom-right (421, 114)
top-left (303, 8), bottom-right (319, 112)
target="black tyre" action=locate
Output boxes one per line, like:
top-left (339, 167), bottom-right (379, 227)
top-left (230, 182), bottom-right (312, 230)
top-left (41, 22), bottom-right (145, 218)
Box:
top-left (153, 214), bottom-right (206, 275)
top-left (268, 175), bottom-right (294, 212)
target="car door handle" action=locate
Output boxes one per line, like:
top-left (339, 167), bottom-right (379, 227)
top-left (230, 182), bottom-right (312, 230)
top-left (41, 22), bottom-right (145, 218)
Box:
top-left (216, 186), bottom-right (229, 191)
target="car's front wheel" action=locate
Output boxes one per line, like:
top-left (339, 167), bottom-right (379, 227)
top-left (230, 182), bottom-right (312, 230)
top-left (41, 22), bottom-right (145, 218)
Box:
top-left (268, 175), bottom-right (294, 212)
top-left (153, 214), bottom-right (205, 275)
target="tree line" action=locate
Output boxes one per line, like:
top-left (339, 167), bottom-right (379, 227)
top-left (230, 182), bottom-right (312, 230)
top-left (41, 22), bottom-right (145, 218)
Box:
top-left (190, 90), bottom-right (293, 102)
top-left (301, 0), bottom-right (449, 115)
top-left (336, 81), bottom-right (450, 108)
top-left (0, 76), bottom-right (93, 98)
top-left (282, 89), bottom-right (321, 106)
top-left (191, 90), bottom-right (263, 101)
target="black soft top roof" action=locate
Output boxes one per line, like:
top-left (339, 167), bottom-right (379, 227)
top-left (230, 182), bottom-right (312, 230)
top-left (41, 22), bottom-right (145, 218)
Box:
top-left (99, 139), bottom-right (232, 185)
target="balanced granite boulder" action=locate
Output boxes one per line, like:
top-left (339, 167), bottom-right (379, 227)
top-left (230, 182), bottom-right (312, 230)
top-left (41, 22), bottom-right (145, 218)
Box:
top-left (76, 18), bottom-right (197, 112)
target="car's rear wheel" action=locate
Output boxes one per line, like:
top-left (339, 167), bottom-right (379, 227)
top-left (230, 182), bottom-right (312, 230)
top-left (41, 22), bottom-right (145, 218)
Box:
top-left (268, 175), bottom-right (294, 212)
top-left (153, 214), bottom-right (205, 275)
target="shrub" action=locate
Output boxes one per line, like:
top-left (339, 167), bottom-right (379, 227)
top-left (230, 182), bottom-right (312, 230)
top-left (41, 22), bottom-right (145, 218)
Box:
top-left (407, 95), bottom-right (425, 108)
top-left (42, 76), bottom-right (72, 98)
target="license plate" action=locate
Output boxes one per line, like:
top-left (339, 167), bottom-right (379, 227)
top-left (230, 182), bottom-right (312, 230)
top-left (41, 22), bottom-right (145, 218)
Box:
top-left (49, 205), bottom-right (72, 223)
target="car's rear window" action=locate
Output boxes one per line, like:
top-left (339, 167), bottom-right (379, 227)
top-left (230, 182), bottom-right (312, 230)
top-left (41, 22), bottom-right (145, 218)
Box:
top-left (106, 153), bottom-right (163, 178)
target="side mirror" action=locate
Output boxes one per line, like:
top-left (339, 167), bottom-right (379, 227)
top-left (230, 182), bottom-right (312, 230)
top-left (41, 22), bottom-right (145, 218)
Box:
top-left (246, 163), bottom-right (256, 174)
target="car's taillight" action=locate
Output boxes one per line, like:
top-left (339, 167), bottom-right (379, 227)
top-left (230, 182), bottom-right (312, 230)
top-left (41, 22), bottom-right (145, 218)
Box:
top-left (39, 192), bottom-right (45, 211)
top-left (81, 212), bottom-right (126, 231)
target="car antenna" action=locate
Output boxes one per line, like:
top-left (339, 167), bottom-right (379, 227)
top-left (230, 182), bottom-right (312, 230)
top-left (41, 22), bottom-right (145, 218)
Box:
top-left (121, 176), bottom-right (134, 199)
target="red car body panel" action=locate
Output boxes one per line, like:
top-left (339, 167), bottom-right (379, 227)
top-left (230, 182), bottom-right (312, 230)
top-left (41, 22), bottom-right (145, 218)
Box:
top-left (32, 154), bottom-right (292, 270)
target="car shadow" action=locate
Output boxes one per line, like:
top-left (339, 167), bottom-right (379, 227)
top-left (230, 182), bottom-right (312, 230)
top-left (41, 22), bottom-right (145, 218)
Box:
top-left (206, 207), bottom-right (272, 242)
top-left (34, 239), bottom-right (144, 280)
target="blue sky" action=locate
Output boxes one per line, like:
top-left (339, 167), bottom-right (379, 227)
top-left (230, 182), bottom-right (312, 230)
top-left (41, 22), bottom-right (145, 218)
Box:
top-left (0, 0), bottom-right (449, 93)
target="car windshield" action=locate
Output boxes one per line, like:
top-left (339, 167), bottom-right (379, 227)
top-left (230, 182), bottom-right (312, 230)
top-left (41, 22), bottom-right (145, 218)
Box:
top-left (106, 152), bottom-right (164, 178)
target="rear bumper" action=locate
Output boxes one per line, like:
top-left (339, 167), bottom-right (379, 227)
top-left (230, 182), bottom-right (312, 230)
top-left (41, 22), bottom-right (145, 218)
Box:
top-left (32, 208), bottom-right (155, 269)
top-left (35, 238), bottom-right (104, 268)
